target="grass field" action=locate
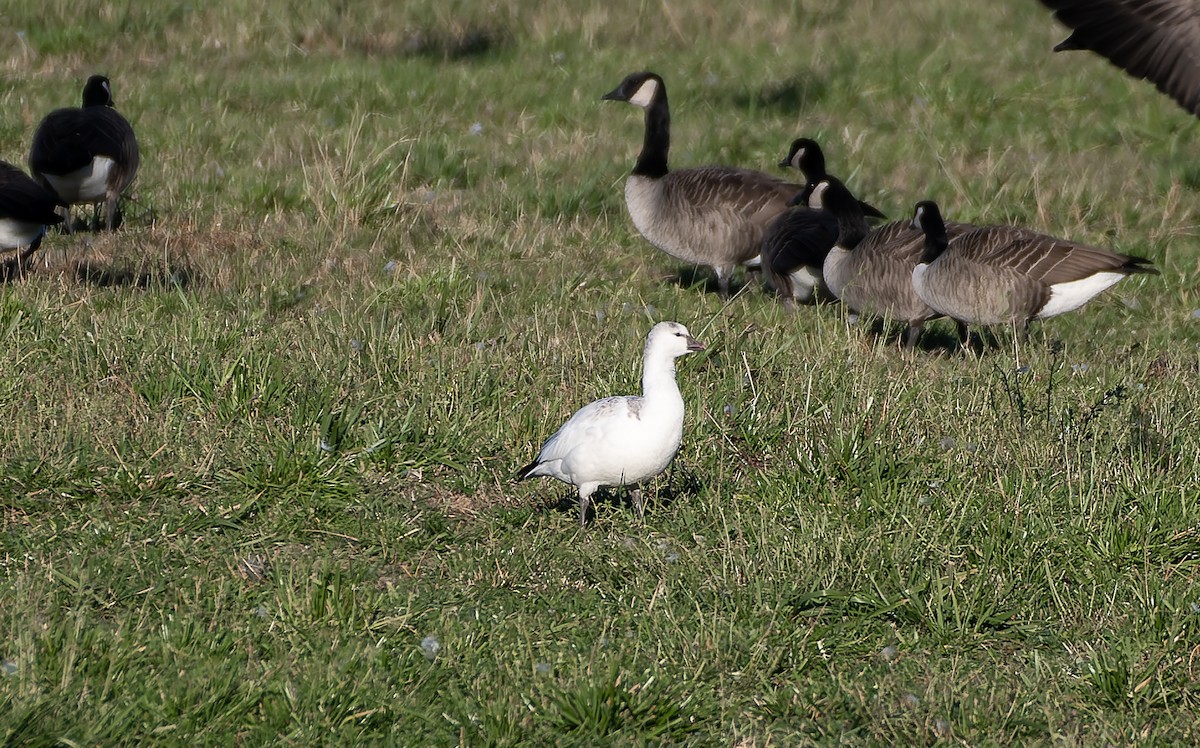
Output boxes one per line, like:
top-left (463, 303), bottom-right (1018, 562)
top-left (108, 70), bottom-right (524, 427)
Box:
top-left (2, 0), bottom-right (1199, 744)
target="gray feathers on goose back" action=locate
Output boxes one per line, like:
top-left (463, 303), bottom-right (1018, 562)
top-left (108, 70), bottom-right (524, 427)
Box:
top-left (911, 200), bottom-right (1158, 329)
top-left (626, 165), bottom-right (801, 269)
top-left (806, 177), bottom-right (968, 346)
top-left (825, 219), bottom-right (969, 324)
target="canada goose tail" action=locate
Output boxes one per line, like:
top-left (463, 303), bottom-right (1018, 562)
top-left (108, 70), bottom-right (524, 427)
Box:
top-left (859, 200), bottom-right (887, 220)
top-left (1123, 256), bottom-right (1159, 276)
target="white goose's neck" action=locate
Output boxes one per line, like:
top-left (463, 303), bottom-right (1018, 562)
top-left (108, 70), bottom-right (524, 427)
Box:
top-left (641, 348), bottom-right (683, 404)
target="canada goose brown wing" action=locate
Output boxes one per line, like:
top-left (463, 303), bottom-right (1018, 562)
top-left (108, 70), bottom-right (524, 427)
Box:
top-left (664, 166), bottom-right (801, 220)
top-left (1039, 0), bottom-right (1200, 116)
top-left (918, 251), bottom-right (1052, 324)
top-left (838, 247), bottom-right (933, 321)
top-left (951, 227), bottom-right (1157, 285)
top-left (0, 163), bottom-right (65, 225)
top-left (30, 107), bottom-right (139, 177)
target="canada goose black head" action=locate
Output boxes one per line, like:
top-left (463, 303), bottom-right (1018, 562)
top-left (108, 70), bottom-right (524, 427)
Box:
top-left (778, 137), bottom-right (826, 180)
top-left (912, 200), bottom-right (949, 264)
top-left (82, 75), bottom-right (114, 107)
top-left (601, 71), bottom-right (666, 109)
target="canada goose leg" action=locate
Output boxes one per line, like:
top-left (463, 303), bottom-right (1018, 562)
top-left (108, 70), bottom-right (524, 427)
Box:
top-left (104, 190), bottom-right (121, 231)
top-left (955, 319), bottom-right (969, 348)
top-left (714, 265), bottom-right (733, 299)
top-left (630, 486), bottom-right (644, 522)
top-left (58, 205), bottom-right (74, 235)
top-left (902, 321), bottom-right (924, 350)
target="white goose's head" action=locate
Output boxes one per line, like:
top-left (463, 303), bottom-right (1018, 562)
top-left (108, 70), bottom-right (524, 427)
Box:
top-left (646, 321), bottom-right (705, 359)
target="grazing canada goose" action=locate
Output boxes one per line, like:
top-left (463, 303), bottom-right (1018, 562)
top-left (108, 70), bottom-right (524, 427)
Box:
top-left (761, 138), bottom-right (886, 306)
top-left (1037, 0), bottom-right (1200, 118)
top-left (802, 177), bottom-right (968, 348)
top-left (910, 200), bottom-right (1159, 340)
top-left (601, 71), bottom-right (801, 298)
top-left (0, 161), bottom-right (66, 276)
top-left (518, 321), bottom-right (705, 525)
top-left (29, 75), bottom-right (140, 232)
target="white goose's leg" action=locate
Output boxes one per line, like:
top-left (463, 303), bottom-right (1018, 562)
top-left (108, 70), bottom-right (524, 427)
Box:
top-left (630, 487), bottom-right (644, 522)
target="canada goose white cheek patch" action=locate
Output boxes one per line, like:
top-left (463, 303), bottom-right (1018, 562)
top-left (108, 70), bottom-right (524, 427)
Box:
top-left (629, 78), bottom-right (659, 108)
top-left (1039, 272), bottom-right (1125, 318)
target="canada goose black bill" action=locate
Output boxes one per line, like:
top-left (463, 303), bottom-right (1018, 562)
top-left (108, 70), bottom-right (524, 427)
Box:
top-left (910, 200), bottom-right (1159, 341)
top-left (778, 137), bottom-right (886, 219)
top-left (602, 71), bottom-right (802, 298)
top-left (29, 74), bottom-right (140, 232)
top-left (1037, 0), bottom-right (1200, 117)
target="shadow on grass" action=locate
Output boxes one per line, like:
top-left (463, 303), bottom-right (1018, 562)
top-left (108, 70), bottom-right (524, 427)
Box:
top-left (667, 265), bottom-right (764, 297)
top-left (728, 74), bottom-right (830, 114)
top-left (73, 260), bottom-right (198, 289)
top-left (544, 465), bottom-right (704, 524)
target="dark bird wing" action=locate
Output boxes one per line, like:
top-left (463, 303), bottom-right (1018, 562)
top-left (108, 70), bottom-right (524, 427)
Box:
top-left (0, 162), bottom-right (65, 224)
top-left (30, 107), bottom-right (139, 175)
top-left (762, 207), bottom-right (839, 273)
top-left (1038, 0), bottom-right (1200, 116)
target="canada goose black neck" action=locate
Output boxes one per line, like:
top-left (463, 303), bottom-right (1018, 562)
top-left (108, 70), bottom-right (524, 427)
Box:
top-left (913, 201), bottom-right (949, 264)
top-left (633, 88), bottom-right (670, 178)
top-left (810, 179), bottom-right (868, 249)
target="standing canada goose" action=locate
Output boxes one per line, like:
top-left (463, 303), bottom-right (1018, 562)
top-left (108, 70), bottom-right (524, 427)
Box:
top-left (760, 204), bottom-right (839, 306)
top-left (761, 138), bottom-right (885, 306)
top-left (0, 161), bottom-right (66, 277)
top-left (601, 71), bottom-right (801, 298)
top-left (778, 138), bottom-right (886, 219)
top-left (910, 200), bottom-right (1158, 340)
top-left (1036, 0), bottom-right (1200, 118)
top-left (29, 75), bottom-right (140, 232)
top-left (518, 321), bottom-right (705, 525)
top-left (802, 177), bottom-right (968, 348)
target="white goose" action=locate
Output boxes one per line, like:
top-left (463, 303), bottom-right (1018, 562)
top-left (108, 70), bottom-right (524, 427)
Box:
top-left (518, 321), bottom-right (705, 525)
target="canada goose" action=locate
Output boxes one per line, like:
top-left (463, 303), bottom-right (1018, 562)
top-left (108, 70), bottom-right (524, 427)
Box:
top-left (0, 161), bottom-right (66, 275)
top-left (518, 321), bottom-right (705, 525)
top-left (29, 75), bottom-right (140, 232)
top-left (761, 138), bottom-right (886, 306)
top-left (910, 200), bottom-right (1158, 340)
top-left (778, 138), bottom-right (886, 219)
top-left (1037, 0), bottom-right (1200, 117)
top-left (802, 177), bottom-right (968, 348)
top-left (601, 71), bottom-right (801, 298)
top-left (760, 205), bottom-right (840, 306)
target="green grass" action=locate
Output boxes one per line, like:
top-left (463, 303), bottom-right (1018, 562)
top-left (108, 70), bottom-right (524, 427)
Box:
top-left (2, 0), bottom-right (1200, 744)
